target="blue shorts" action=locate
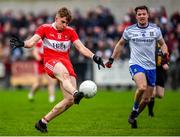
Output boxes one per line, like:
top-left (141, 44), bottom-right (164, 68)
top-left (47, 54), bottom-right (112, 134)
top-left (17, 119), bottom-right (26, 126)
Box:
top-left (129, 65), bottom-right (156, 87)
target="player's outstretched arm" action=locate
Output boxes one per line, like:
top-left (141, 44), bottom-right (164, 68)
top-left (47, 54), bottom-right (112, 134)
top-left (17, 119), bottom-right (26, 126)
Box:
top-left (105, 37), bottom-right (125, 68)
top-left (24, 34), bottom-right (41, 48)
top-left (10, 34), bottom-right (41, 49)
top-left (73, 39), bottom-right (105, 69)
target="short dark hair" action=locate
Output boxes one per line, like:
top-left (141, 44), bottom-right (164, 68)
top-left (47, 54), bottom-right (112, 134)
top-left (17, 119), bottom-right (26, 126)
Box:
top-left (135, 5), bottom-right (149, 14)
top-left (57, 7), bottom-right (72, 23)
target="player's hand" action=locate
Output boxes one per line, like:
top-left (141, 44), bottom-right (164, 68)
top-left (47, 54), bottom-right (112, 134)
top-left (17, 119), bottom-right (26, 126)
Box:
top-left (10, 35), bottom-right (24, 49)
top-left (105, 57), bottom-right (114, 68)
top-left (93, 55), bottom-right (105, 70)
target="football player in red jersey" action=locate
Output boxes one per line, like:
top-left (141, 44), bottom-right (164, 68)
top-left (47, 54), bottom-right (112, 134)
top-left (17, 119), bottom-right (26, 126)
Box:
top-left (28, 40), bottom-right (56, 103)
top-left (10, 7), bottom-right (105, 133)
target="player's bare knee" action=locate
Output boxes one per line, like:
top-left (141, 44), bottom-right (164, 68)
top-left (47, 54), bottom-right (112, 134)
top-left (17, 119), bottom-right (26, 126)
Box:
top-left (62, 73), bottom-right (70, 80)
top-left (54, 71), bottom-right (70, 82)
top-left (58, 73), bottom-right (70, 85)
top-left (138, 85), bottom-right (147, 93)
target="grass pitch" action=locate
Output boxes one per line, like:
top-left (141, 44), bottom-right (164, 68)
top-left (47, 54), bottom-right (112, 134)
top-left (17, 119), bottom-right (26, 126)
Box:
top-left (0, 88), bottom-right (180, 136)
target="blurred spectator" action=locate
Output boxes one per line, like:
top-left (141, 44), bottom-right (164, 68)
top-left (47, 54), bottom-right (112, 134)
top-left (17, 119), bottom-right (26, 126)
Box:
top-left (117, 14), bottom-right (132, 34)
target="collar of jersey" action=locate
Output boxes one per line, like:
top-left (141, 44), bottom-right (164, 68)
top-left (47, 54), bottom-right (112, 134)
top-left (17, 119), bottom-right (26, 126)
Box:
top-left (136, 23), bottom-right (149, 29)
top-left (52, 22), bottom-right (64, 32)
top-left (52, 22), bottom-right (57, 30)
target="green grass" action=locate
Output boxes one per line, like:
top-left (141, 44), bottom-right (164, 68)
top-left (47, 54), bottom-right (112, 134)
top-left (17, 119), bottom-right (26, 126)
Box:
top-left (0, 88), bottom-right (180, 136)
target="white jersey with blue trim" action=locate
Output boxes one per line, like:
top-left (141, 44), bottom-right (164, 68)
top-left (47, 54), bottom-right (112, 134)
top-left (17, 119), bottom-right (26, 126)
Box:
top-left (123, 23), bottom-right (162, 70)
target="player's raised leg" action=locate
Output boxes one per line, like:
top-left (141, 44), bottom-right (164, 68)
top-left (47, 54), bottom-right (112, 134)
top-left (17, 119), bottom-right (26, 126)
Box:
top-left (35, 62), bottom-right (83, 132)
top-left (53, 62), bottom-right (84, 104)
top-left (43, 77), bottom-right (75, 120)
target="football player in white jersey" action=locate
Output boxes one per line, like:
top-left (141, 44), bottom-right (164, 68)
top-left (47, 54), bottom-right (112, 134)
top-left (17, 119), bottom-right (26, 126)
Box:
top-left (106, 5), bottom-right (169, 128)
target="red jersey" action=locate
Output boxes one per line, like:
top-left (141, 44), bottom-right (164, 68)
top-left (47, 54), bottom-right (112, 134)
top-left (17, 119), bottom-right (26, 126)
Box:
top-left (35, 23), bottom-right (79, 78)
top-left (35, 23), bottom-right (79, 63)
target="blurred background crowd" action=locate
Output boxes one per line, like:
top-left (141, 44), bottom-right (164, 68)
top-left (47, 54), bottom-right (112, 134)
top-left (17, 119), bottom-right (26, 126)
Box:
top-left (0, 3), bottom-right (179, 89)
